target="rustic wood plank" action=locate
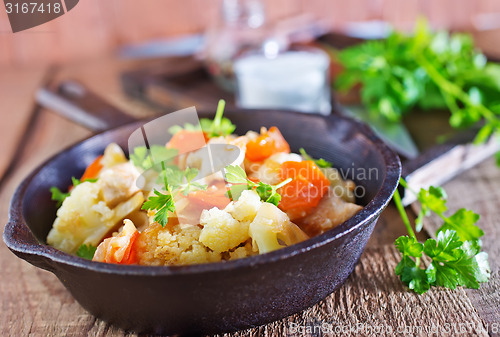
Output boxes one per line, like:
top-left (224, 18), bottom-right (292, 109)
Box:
top-left (418, 157), bottom-right (500, 336)
top-left (219, 246), bottom-right (489, 337)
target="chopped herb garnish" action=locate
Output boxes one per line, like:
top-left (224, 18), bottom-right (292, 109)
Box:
top-left (299, 148), bottom-right (333, 168)
top-left (50, 187), bottom-right (70, 208)
top-left (200, 99), bottom-right (236, 138)
top-left (76, 244), bottom-right (97, 260)
top-left (130, 145), bottom-right (177, 171)
top-left (166, 99), bottom-right (235, 138)
top-left (224, 165), bottom-right (291, 206)
top-left (142, 189), bottom-right (175, 227)
top-left (168, 123), bottom-right (201, 135)
top-left (142, 166), bottom-right (207, 227)
top-left (50, 177), bottom-right (98, 207)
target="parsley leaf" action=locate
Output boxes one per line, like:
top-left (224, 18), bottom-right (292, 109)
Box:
top-left (50, 187), bottom-right (70, 208)
top-left (50, 177), bottom-right (98, 207)
top-left (395, 236), bottom-right (423, 257)
top-left (399, 263), bottom-right (430, 294)
top-left (142, 189), bottom-right (175, 227)
top-left (224, 165), bottom-right (291, 206)
top-left (177, 167), bottom-right (207, 196)
top-left (71, 177), bottom-right (98, 187)
top-left (439, 208), bottom-right (483, 242)
top-left (142, 166), bottom-right (206, 227)
top-left (167, 100), bottom-right (235, 138)
top-left (423, 230), bottom-right (463, 261)
top-left (299, 148), bottom-right (333, 168)
top-left (168, 123), bottom-right (201, 135)
top-left (393, 178), bottom-right (490, 294)
top-left (166, 100), bottom-right (235, 139)
top-left (200, 99), bottom-right (236, 138)
top-left (76, 244), bottom-right (97, 260)
top-left (130, 145), bottom-right (177, 171)
top-left (224, 165), bottom-right (249, 185)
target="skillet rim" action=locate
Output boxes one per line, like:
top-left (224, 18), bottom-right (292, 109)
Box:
top-left (4, 109), bottom-right (401, 276)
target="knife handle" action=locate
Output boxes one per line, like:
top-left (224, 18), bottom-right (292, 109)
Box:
top-left (35, 80), bottom-right (138, 133)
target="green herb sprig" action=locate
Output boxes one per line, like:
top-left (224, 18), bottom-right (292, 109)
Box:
top-left (201, 99), bottom-right (236, 137)
top-left (76, 244), bottom-right (97, 260)
top-left (130, 145), bottom-right (177, 171)
top-left (393, 178), bottom-right (490, 294)
top-left (141, 166), bottom-right (206, 227)
top-left (299, 148), bottom-right (333, 168)
top-left (50, 177), bottom-right (98, 207)
top-left (224, 165), bottom-right (291, 206)
top-left (168, 100), bottom-right (236, 138)
top-left (335, 19), bottom-right (500, 147)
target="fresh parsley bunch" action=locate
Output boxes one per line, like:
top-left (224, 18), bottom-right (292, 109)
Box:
top-left (393, 179), bottom-right (490, 294)
top-left (335, 19), bottom-right (500, 146)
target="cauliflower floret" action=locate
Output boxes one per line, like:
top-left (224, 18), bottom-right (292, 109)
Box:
top-left (229, 240), bottom-right (255, 260)
top-left (199, 208), bottom-right (250, 253)
top-left (47, 181), bottom-right (144, 254)
top-left (224, 189), bottom-right (262, 222)
top-left (249, 202), bottom-right (308, 254)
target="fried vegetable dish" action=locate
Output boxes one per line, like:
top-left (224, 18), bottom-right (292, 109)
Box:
top-left (47, 104), bottom-right (362, 265)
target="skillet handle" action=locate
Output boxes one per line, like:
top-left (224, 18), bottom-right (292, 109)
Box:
top-left (35, 80), bottom-right (138, 133)
top-left (3, 221), bottom-right (57, 273)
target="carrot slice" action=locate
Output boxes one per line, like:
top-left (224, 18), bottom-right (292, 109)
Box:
top-left (245, 127), bottom-right (290, 162)
top-left (167, 130), bottom-right (207, 154)
top-left (81, 155), bottom-right (103, 181)
top-left (188, 180), bottom-right (231, 209)
top-left (278, 160), bottom-right (330, 212)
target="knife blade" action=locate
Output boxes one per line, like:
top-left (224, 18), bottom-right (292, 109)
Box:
top-left (341, 105), bottom-right (419, 159)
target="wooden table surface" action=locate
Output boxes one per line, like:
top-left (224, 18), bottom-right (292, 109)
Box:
top-left (1, 59), bottom-right (499, 337)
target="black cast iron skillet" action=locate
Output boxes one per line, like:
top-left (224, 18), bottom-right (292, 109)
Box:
top-left (3, 83), bottom-right (401, 335)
